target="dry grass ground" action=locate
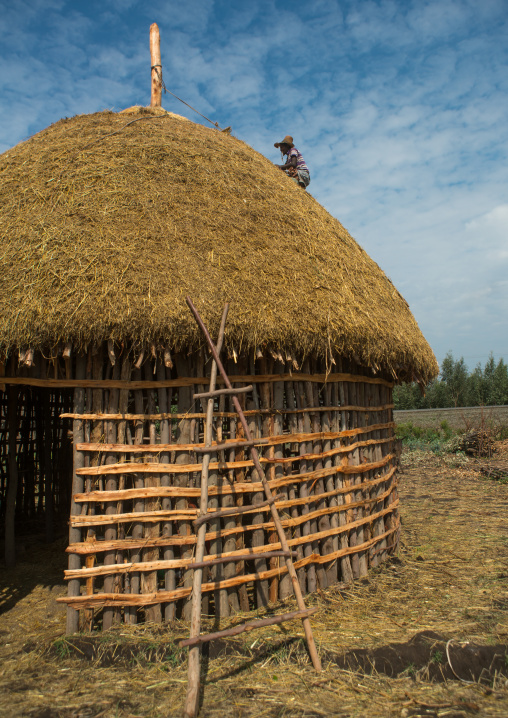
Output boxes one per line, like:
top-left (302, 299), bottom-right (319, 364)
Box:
top-left (1, 447), bottom-right (507, 718)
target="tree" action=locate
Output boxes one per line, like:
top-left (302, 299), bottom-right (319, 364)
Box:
top-left (393, 352), bottom-right (507, 410)
top-left (439, 352), bottom-right (469, 407)
top-left (393, 382), bottom-right (422, 409)
top-left (423, 378), bottom-right (451, 408)
top-left (484, 354), bottom-right (508, 405)
top-left (466, 364), bottom-right (484, 406)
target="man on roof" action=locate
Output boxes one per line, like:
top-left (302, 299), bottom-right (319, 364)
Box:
top-left (274, 135), bottom-right (310, 189)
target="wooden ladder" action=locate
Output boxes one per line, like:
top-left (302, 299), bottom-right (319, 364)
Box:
top-left (181, 298), bottom-right (321, 718)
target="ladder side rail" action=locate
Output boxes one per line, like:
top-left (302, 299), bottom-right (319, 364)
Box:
top-left (186, 296), bottom-right (322, 673)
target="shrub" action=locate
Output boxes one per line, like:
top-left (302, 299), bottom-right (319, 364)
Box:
top-left (396, 421), bottom-right (456, 454)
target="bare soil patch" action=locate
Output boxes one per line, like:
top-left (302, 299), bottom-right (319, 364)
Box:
top-left (1, 448), bottom-right (507, 717)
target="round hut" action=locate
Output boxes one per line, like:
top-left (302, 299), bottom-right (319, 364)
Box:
top-left (0, 106), bottom-right (438, 632)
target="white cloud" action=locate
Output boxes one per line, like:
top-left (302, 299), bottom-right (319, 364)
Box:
top-left (465, 204), bottom-right (508, 236)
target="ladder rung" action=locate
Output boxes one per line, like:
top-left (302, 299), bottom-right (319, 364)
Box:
top-left (194, 438), bottom-right (269, 454)
top-left (193, 493), bottom-right (283, 528)
top-left (193, 384), bottom-right (253, 399)
top-left (179, 608), bottom-right (319, 648)
top-left (187, 550), bottom-right (298, 570)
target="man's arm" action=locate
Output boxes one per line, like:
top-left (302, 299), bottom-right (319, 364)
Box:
top-left (278, 156), bottom-right (298, 170)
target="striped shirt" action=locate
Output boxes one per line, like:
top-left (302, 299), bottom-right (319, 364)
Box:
top-left (287, 147), bottom-right (309, 173)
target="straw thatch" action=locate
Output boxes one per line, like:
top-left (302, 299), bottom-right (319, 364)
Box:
top-left (0, 107), bottom-right (437, 383)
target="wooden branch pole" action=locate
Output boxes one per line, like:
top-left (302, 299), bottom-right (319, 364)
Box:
top-left (186, 296), bottom-right (322, 673)
top-left (180, 608), bottom-right (318, 648)
top-left (5, 386), bottom-right (18, 568)
top-left (184, 304), bottom-right (229, 718)
top-left (150, 23), bottom-right (162, 107)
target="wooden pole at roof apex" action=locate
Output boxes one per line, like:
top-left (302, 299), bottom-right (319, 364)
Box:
top-left (150, 23), bottom-right (162, 107)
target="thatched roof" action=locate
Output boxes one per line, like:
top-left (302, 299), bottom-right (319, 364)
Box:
top-left (0, 107), bottom-right (437, 383)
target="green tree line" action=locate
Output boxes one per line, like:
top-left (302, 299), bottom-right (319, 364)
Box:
top-left (394, 352), bottom-right (508, 409)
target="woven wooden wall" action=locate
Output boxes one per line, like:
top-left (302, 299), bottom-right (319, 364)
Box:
top-left (0, 346), bottom-right (399, 631)
top-left (58, 349), bottom-right (399, 631)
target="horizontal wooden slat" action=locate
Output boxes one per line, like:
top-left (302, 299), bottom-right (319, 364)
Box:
top-left (194, 438), bottom-right (267, 453)
top-left (193, 494), bottom-right (282, 528)
top-left (75, 430), bottom-right (390, 456)
top-left (73, 429), bottom-right (394, 477)
top-left (72, 453), bottom-right (393, 501)
top-left (58, 524), bottom-right (399, 608)
top-left (64, 550), bottom-right (298, 580)
top-left (70, 468), bottom-right (395, 525)
top-left (4, 371), bottom-right (394, 390)
top-left (194, 384), bottom-right (253, 399)
top-left (65, 501), bottom-right (399, 576)
top-left (187, 550), bottom-right (298, 570)
top-left (66, 469), bottom-right (395, 552)
top-left (61, 403), bottom-right (394, 421)
top-left (75, 438), bottom-right (270, 453)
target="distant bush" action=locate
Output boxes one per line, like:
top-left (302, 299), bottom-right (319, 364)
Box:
top-left (439, 419), bottom-right (453, 440)
top-left (496, 426), bottom-right (508, 441)
top-left (395, 412), bottom-right (508, 456)
top-left (395, 421), bottom-right (450, 453)
top-left (395, 420), bottom-right (470, 454)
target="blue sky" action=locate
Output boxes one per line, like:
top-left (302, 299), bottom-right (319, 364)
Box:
top-left (1, 0), bottom-right (507, 372)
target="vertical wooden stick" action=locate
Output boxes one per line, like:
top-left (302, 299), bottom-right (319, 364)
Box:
top-left (308, 370), bottom-right (330, 590)
top-left (296, 378), bottom-right (315, 594)
top-left (321, 376), bottom-right (337, 587)
top-left (184, 305), bottom-right (229, 718)
top-left (157, 360), bottom-right (175, 622)
top-left (245, 357), bottom-right (270, 606)
top-left (5, 385), bottom-right (18, 568)
top-left (229, 359), bottom-right (249, 613)
top-left (150, 23), bottom-right (162, 107)
top-left (284, 378), bottom-right (305, 592)
top-left (43, 388), bottom-right (54, 544)
top-left (273, 370), bottom-right (291, 599)
top-left (67, 354), bottom-right (87, 633)
top-left (142, 360), bottom-right (162, 623)
top-left (103, 361), bottom-right (121, 630)
top-left (174, 355), bottom-right (194, 621)
top-left (116, 354), bottom-right (131, 623)
top-left (251, 359), bottom-right (270, 608)
top-left (221, 362), bottom-right (240, 614)
top-left (352, 375), bottom-right (368, 577)
top-left (127, 369), bottom-right (146, 625)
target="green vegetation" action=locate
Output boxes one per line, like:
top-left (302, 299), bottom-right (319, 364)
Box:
top-left (395, 416), bottom-right (508, 468)
top-left (53, 638), bottom-right (72, 659)
top-left (431, 650), bottom-right (444, 664)
top-left (394, 352), bottom-right (508, 409)
top-left (395, 420), bottom-right (454, 453)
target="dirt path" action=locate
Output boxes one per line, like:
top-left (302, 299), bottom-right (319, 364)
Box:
top-left (1, 451), bottom-right (507, 717)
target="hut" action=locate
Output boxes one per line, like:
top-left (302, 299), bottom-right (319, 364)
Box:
top-left (0, 104), bottom-right (438, 633)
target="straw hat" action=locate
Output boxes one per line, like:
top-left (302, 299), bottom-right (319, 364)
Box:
top-left (274, 135), bottom-right (294, 149)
